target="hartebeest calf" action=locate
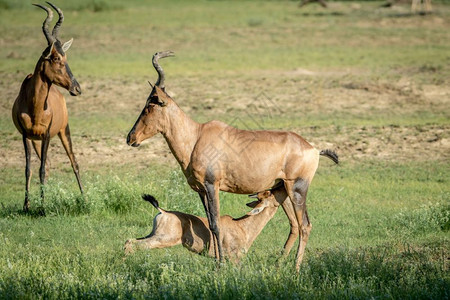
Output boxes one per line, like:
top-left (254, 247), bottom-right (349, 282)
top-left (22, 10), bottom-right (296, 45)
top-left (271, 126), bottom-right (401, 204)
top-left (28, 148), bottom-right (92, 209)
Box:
top-left (124, 189), bottom-right (284, 260)
top-left (12, 3), bottom-right (83, 212)
top-left (127, 52), bottom-right (338, 270)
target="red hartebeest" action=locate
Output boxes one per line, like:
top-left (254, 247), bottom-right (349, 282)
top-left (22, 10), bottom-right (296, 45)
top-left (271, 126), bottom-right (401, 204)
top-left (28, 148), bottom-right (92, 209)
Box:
top-left (12, 2), bottom-right (83, 212)
top-left (124, 188), bottom-right (284, 260)
top-left (127, 52), bottom-right (338, 270)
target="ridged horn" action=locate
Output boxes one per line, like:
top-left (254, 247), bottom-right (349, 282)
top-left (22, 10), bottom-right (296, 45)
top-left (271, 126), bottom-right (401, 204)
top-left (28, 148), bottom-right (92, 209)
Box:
top-left (33, 3), bottom-right (55, 45)
top-left (152, 51), bottom-right (174, 90)
top-left (46, 2), bottom-right (64, 40)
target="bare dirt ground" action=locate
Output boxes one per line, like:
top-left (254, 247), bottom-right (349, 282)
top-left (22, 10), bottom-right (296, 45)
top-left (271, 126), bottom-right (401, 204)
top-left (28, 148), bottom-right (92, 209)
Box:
top-left (2, 3), bottom-right (449, 174)
top-left (2, 69), bottom-right (449, 172)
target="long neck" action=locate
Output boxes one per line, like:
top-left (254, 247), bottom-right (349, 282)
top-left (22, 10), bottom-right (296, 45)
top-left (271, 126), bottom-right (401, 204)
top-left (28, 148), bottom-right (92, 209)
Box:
top-left (235, 207), bottom-right (278, 249)
top-left (26, 58), bottom-right (51, 116)
top-left (161, 101), bottom-right (201, 173)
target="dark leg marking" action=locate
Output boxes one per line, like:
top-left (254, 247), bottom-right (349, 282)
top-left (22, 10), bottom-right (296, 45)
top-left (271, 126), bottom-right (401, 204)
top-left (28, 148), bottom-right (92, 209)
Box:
top-left (293, 178), bottom-right (309, 207)
top-left (22, 135), bottom-right (32, 212)
top-left (39, 130), bottom-right (51, 200)
top-left (204, 166), bottom-right (223, 261)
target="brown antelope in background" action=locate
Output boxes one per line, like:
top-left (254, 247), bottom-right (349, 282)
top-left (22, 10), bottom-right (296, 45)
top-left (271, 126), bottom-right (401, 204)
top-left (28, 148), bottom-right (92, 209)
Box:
top-left (127, 51), bottom-right (338, 270)
top-left (380, 0), bottom-right (432, 13)
top-left (124, 188), bottom-right (284, 260)
top-left (412, 0), bottom-right (432, 14)
top-left (12, 2), bottom-right (83, 212)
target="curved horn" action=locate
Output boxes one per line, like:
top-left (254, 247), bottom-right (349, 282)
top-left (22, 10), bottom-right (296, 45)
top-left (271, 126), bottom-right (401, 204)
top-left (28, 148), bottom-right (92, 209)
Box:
top-left (46, 2), bottom-right (64, 40)
top-left (33, 4), bottom-right (55, 45)
top-left (152, 51), bottom-right (174, 90)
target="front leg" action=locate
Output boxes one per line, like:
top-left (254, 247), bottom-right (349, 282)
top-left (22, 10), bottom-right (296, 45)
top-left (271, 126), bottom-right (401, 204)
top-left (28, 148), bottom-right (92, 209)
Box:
top-left (204, 178), bottom-right (223, 262)
top-left (39, 129), bottom-right (51, 201)
top-left (22, 135), bottom-right (32, 212)
top-left (31, 140), bottom-right (50, 181)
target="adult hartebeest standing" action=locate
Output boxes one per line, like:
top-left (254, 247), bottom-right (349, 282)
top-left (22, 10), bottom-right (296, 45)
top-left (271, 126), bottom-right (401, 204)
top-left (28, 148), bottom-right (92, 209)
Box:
top-left (12, 2), bottom-right (83, 212)
top-left (127, 52), bottom-right (338, 270)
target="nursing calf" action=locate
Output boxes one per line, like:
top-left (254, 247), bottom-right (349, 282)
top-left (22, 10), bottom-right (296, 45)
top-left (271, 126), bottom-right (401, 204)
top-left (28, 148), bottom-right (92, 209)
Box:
top-left (124, 188), bottom-right (285, 260)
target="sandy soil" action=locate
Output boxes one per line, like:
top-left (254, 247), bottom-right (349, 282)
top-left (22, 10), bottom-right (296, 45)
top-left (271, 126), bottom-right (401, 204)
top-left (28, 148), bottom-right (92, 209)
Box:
top-left (2, 69), bottom-right (448, 172)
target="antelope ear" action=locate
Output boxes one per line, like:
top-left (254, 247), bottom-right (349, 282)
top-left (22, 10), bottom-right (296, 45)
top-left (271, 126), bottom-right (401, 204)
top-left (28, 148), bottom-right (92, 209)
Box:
top-left (154, 86), bottom-right (169, 106)
top-left (248, 193), bottom-right (258, 199)
top-left (43, 42), bottom-right (55, 59)
top-left (62, 38), bottom-right (73, 52)
top-left (247, 200), bottom-right (269, 215)
top-left (262, 190), bottom-right (272, 198)
top-left (248, 206), bottom-right (266, 216)
top-left (246, 200), bottom-right (260, 208)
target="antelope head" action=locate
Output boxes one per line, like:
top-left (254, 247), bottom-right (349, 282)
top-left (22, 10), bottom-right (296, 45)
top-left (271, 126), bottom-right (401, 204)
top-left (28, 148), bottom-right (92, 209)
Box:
top-left (34, 2), bottom-right (81, 96)
top-left (127, 51), bottom-right (175, 147)
top-left (246, 190), bottom-right (281, 215)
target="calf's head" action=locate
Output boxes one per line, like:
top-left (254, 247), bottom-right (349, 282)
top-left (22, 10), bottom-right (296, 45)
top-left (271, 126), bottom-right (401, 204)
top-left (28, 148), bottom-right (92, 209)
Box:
top-left (246, 190), bottom-right (281, 215)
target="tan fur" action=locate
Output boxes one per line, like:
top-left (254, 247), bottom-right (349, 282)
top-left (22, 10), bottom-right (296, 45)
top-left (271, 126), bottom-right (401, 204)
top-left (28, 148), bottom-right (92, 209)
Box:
top-left (124, 189), bottom-right (284, 260)
top-left (127, 53), bottom-right (336, 270)
top-left (128, 87), bottom-right (321, 269)
top-left (11, 4), bottom-right (83, 212)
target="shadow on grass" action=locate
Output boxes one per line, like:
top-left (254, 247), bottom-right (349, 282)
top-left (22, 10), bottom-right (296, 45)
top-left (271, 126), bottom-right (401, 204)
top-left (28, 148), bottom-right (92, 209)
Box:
top-left (0, 202), bottom-right (45, 218)
top-left (385, 12), bottom-right (434, 18)
top-left (298, 11), bottom-right (346, 17)
top-left (0, 194), bottom-right (89, 218)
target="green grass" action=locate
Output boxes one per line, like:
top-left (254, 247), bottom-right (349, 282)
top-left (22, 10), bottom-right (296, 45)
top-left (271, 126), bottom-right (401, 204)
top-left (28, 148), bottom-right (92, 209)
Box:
top-left (1, 1), bottom-right (449, 299)
top-left (1, 1), bottom-right (449, 78)
top-left (0, 161), bottom-right (448, 298)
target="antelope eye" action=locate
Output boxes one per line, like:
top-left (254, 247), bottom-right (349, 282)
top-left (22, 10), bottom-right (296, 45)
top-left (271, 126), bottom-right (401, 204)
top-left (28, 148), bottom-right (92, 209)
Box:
top-left (149, 95), bottom-right (159, 104)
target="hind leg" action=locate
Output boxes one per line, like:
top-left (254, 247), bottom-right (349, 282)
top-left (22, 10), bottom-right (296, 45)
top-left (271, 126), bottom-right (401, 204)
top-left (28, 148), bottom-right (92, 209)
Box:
top-left (281, 198), bottom-right (299, 256)
top-left (284, 178), bottom-right (311, 271)
top-left (58, 124), bottom-right (83, 194)
top-left (268, 187), bottom-right (301, 260)
top-left (272, 186), bottom-right (313, 256)
top-left (425, 0), bottom-right (432, 13)
top-left (124, 236), bottom-right (181, 255)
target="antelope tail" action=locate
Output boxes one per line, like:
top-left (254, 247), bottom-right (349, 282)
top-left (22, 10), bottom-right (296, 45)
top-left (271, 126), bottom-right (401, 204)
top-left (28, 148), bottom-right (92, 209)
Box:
top-left (320, 149), bottom-right (339, 164)
top-left (142, 194), bottom-right (161, 210)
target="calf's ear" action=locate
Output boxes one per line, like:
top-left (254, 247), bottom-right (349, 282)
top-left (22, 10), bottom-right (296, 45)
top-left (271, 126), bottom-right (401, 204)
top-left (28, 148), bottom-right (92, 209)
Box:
top-left (246, 200), bottom-right (260, 208)
top-left (248, 206), bottom-right (266, 216)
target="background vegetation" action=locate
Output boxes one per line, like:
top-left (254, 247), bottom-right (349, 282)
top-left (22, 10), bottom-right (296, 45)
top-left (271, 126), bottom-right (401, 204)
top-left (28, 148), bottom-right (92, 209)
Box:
top-left (0, 0), bottom-right (449, 298)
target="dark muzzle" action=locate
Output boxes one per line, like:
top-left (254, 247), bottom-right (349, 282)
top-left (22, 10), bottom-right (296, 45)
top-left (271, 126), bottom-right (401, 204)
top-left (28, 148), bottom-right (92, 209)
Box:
top-left (69, 80), bottom-right (81, 96)
top-left (66, 63), bottom-right (81, 96)
top-left (126, 130), bottom-right (140, 147)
